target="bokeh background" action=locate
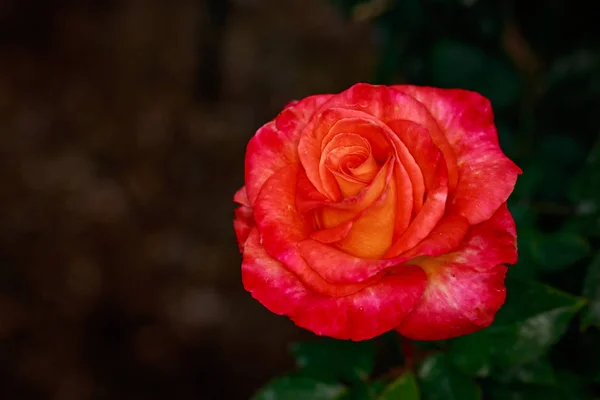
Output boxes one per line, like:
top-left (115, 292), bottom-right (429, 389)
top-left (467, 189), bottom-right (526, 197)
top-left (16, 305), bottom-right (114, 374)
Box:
top-left (0, 0), bottom-right (598, 399)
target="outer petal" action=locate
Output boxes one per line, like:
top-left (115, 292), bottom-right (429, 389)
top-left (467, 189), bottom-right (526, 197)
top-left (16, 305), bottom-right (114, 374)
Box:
top-left (397, 263), bottom-right (508, 340)
top-left (242, 228), bottom-right (427, 341)
top-left (396, 204), bottom-right (517, 340)
top-left (452, 203), bottom-right (518, 269)
top-left (393, 85), bottom-right (522, 224)
top-left (233, 187), bottom-right (254, 251)
top-left (245, 94), bottom-right (333, 204)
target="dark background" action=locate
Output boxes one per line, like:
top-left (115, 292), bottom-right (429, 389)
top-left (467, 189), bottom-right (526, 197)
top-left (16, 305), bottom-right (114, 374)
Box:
top-left (0, 1), bottom-right (374, 399)
top-left (0, 0), bottom-right (598, 399)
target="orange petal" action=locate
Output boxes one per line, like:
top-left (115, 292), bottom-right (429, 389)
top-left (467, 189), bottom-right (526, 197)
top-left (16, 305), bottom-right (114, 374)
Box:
top-left (298, 109), bottom-right (393, 199)
top-left (322, 133), bottom-right (376, 198)
top-left (319, 156), bottom-right (394, 229)
top-left (337, 176), bottom-right (397, 258)
top-left (322, 114), bottom-right (392, 162)
top-left (309, 220), bottom-right (354, 244)
top-left (392, 159), bottom-right (413, 239)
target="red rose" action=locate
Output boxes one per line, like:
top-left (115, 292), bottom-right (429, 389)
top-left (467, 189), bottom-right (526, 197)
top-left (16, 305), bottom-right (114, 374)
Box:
top-left (234, 83), bottom-right (521, 341)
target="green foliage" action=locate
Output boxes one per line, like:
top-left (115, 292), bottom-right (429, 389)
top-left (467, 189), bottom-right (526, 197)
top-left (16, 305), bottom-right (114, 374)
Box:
top-left (529, 231), bottom-right (591, 273)
top-left (290, 339), bottom-right (376, 382)
top-left (448, 278), bottom-right (585, 376)
top-left (491, 357), bottom-right (556, 386)
top-left (485, 371), bottom-right (590, 400)
top-left (251, 0), bottom-right (600, 398)
top-left (418, 354), bottom-right (481, 400)
top-left (252, 377), bottom-right (347, 400)
top-left (582, 252), bottom-right (600, 329)
top-left (340, 381), bottom-right (387, 400)
top-left (378, 371), bottom-right (419, 400)
top-left (430, 40), bottom-right (520, 108)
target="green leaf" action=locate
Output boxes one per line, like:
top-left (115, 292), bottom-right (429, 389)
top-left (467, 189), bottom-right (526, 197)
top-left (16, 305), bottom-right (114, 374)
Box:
top-left (379, 371), bottom-right (420, 400)
top-left (485, 383), bottom-right (559, 400)
top-left (290, 339), bottom-right (376, 382)
top-left (418, 354), bottom-right (481, 400)
top-left (485, 384), bottom-right (560, 400)
top-left (486, 370), bottom-right (589, 400)
top-left (339, 381), bottom-right (386, 400)
top-left (430, 40), bottom-right (520, 108)
top-left (448, 277), bottom-right (586, 376)
top-left (563, 213), bottom-right (600, 239)
top-left (581, 251), bottom-right (600, 329)
top-left (538, 134), bottom-right (585, 169)
top-left (492, 357), bottom-right (556, 385)
top-left (569, 138), bottom-right (600, 207)
top-left (252, 377), bottom-right (347, 400)
top-left (530, 231), bottom-right (591, 273)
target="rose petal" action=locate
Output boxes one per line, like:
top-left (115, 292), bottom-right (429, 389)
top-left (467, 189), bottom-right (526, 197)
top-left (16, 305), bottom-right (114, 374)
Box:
top-left (392, 159), bottom-right (414, 237)
top-left (245, 94), bottom-right (332, 204)
top-left (386, 160), bottom-right (448, 257)
top-left (233, 187), bottom-right (254, 251)
top-left (395, 204), bottom-right (517, 340)
top-left (387, 119), bottom-right (445, 215)
top-left (298, 107), bottom-right (408, 199)
top-left (322, 116), bottom-right (391, 162)
top-left (234, 186), bottom-right (250, 207)
top-left (397, 263), bottom-right (508, 340)
top-left (317, 156), bottom-right (394, 229)
top-left (253, 164), bottom-right (372, 296)
top-left (242, 228), bottom-right (427, 340)
top-left (295, 169), bottom-right (330, 213)
top-left (336, 176), bottom-right (397, 258)
top-left (309, 220), bottom-right (354, 244)
top-left (451, 203), bottom-right (518, 270)
top-left (346, 152), bottom-right (378, 181)
top-left (297, 237), bottom-right (413, 285)
top-left (393, 85), bottom-right (522, 224)
top-left (308, 84), bottom-right (459, 189)
top-left (402, 215), bottom-right (470, 259)
top-left (300, 112), bottom-right (391, 200)
top-left (331, 169), bottom-right (368, 198)
top-left (322, 133), bottom-right (376, 198)
top-left (254, 164), bottom-right (310, 248)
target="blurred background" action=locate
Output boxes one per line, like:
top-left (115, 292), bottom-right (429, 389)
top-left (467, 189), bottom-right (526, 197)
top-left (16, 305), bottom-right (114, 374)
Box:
top-left (0, 0), bottom-right (598, 399)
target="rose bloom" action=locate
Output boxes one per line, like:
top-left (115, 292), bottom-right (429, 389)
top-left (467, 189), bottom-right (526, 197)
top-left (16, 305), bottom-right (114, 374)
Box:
top-left (233, 84), bottom-right (521, 341)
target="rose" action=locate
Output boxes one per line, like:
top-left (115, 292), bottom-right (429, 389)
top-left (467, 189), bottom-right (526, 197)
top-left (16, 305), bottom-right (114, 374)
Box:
top-left (234, 83), bottom-right (521, 341)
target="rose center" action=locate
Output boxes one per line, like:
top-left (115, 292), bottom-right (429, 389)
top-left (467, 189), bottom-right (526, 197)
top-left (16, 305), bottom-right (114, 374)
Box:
top-left (324, 133), bottom-right (380, 197)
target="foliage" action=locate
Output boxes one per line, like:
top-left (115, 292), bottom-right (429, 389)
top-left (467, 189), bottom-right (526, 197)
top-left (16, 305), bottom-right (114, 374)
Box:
top-left (251, 0), bottom-right (600, 398)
